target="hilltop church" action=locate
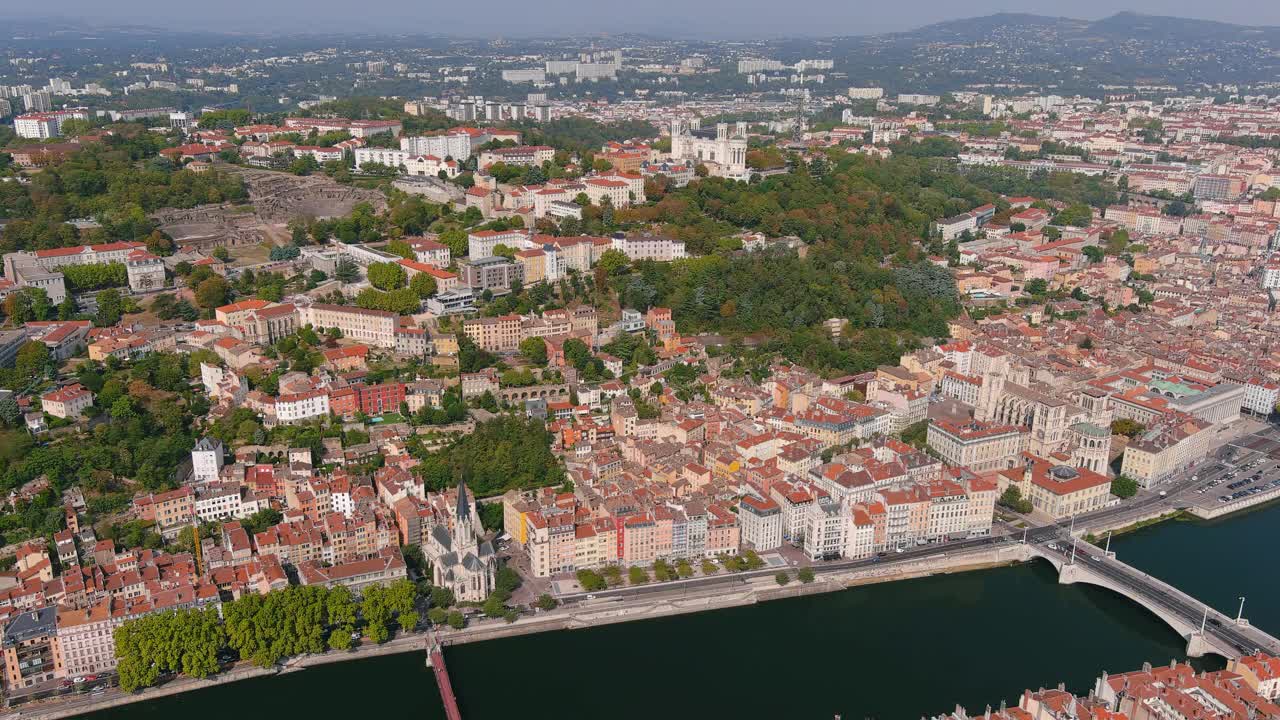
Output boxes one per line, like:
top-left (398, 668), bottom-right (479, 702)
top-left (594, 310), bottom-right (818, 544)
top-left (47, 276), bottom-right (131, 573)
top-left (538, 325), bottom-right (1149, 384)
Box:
top-left (669, 118), bottom-right (749, 180)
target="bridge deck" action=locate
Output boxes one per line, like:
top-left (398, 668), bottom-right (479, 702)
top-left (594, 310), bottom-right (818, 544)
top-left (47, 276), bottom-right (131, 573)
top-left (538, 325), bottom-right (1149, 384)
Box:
top-left (431, 646), bottom-right (463, 720)
top-left (1033, 541), bottom-right (1280, 659)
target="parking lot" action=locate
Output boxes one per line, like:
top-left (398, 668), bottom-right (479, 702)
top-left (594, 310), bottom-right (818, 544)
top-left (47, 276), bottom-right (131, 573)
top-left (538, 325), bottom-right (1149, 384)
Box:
top-left (1188, 425), bottom-right (1280, 510)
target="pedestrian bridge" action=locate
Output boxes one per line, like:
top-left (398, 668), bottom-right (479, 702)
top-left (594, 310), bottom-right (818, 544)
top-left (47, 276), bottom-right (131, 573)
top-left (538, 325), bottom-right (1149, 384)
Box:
top-left (1031, 543), bottom-right (1280, 659)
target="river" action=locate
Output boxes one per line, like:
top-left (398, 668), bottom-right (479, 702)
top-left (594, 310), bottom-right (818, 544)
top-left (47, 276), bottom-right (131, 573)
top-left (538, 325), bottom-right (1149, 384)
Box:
top-left (89, 501), bottom-right (1280, 720)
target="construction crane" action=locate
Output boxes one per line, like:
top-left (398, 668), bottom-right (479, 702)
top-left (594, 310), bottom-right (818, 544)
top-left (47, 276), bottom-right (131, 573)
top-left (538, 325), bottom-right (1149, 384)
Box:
top-left (190, 520), bottom-right (203, 579)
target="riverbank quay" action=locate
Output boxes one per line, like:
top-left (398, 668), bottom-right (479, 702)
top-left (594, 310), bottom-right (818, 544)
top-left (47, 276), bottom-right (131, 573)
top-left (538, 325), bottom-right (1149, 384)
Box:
top-left (15, 540), bottom-right (1029, 719)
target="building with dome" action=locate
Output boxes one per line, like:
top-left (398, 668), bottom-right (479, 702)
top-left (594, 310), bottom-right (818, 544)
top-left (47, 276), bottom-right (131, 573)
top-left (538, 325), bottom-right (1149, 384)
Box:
top-left (669, 118), bottom-right (748, 180)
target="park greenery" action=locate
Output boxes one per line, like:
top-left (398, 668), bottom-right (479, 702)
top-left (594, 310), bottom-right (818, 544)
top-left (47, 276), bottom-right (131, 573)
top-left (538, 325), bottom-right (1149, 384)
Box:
top-left (0, 128), bottom-right (246, 252)
top-left (411, 416), bottom-right (564, 495)
top-left (115, 580), bottom-right (421, 692)
top-left (0, 351), bottom-right (211, 544)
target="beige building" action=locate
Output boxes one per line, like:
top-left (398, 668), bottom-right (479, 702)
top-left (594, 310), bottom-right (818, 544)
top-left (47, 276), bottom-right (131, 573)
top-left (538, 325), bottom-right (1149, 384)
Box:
top-left (1022, 455), bottom-right (1112, 520)
top-left (927, 419), bottom-right (1026, 473)
top-left (299, 303), bottom-right (399, 348)
top-left (56, 598), bottom-right (124, 678)
top-left (1120, 414), bottom-right (1212, 488)
top-left (462, 314), bottom-right (523, 353)
top-left (41, 383), bottom-right (95, 419)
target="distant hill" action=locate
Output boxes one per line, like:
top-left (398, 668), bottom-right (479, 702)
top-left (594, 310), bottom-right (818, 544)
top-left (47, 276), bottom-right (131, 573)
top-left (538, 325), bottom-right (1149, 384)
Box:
top-left (900, 11), bottom-right (1280, 45)
top-left (822, 12), bottom-right (1280, 93)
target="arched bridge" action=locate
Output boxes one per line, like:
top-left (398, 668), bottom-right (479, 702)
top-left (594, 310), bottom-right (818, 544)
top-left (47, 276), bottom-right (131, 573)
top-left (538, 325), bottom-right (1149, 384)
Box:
top-left (1030, 540), bottom-right (1280, 659)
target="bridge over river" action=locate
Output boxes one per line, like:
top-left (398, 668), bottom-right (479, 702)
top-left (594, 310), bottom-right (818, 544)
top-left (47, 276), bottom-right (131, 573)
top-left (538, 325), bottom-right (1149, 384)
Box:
top-left (1026, 525), bottom-right (1280, 659)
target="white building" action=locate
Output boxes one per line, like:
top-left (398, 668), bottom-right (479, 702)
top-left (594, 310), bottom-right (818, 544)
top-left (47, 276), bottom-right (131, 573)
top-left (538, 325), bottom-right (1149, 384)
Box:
top-left (610, 234), bottom-right (687, 262)
top-left (669, 119), bottom-right (748, 179)
top-left (803, 500), bottom-right (846, 560)
top-left (502, 69), bottom-right (546, 84)
top-left (738, 495), bottom-right (783, 551)
top-left (41, 383), bottom-right (94, 419)
top-left (401, 132), bottom-right (473, 160)
top-left (194, 482), bottom-right (243, 523)
top-left (125, 249), bottom-right (166, 292)
top-left (847, 87), bottom-right (885, 100)
top-left (274, 390), bottom-right (330, 424)
top-left (13, 108), bottom-right (89, 139)
top-left (191, 437), bottom-right (226, 483)
top-left (467, 229), bottom-right (528, 259)
top-left (897, 94), bottom-right (941, 106)
top-left (353, 147), bottom-right (410, 171)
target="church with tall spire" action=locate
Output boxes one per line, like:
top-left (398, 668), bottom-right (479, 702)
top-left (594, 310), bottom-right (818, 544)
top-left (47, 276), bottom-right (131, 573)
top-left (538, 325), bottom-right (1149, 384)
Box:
top-left (423, 479), bottom-right (496, 602)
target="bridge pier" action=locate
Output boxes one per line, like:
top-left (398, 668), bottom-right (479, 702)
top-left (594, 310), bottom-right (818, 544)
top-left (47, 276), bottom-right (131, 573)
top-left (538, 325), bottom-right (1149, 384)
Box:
top-left (1057, 561), bottom-right (1080, 585)
top-left (1186, 632), bottom-right (1213, 658)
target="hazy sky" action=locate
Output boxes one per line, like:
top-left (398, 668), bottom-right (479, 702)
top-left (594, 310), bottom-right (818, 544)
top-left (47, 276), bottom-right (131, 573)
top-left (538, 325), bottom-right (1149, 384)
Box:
top-left (11, 0), bottom-right (1280, 38)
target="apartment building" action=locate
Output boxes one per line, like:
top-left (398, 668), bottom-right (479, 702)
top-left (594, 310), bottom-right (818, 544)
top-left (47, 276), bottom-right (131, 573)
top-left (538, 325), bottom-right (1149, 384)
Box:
top-left (927, 419), bottom-right (1026, 473)
top-left (738, 495), bottom-right (783, 551)
top-left (299, 304), bottom-right (399, 348)
top-left (462, 314), bottom-right (523, 353)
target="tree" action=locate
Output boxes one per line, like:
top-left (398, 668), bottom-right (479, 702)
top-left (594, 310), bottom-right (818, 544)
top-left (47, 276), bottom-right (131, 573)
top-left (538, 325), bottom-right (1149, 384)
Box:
top-left (96, 288), bottom-right (124, 327)
top-left (775, 571), bottom-right (791, 586)
top-left (114, 607), bottom-right (226, 692)
top-left (446, 611), bottom-right (465, 630)
top-left (628, 566), bottom-right (649, 585)
top-left (483, 593), bottom-right (507, 618)
top-left (195, 277), bottom-right (231, 309)
top-left (1082, 245), bottom-right (1105, 263)
top-left (398, 611), bottom-right (420, 632)
top-left (14, 341), bottom-right (52, 384)
top-left (1111, 475), bottom-right (1140, 499)
top-left (1111, 418), bottom-right (1144, 438)
top-left (0, 395), bottom-right (19, 426)
top-left (439, 229), bottom-right (468, 258)
top-left (519, 336), bottom-right (548, 366)
top-left (410, 416), bottom-right (564, 495)
top-left (386, 239), bottom-right (415, 260)
top-left (430, 586), bottom-right (456, 609)
top-left (798, 567), bottom-right (815, 584)
top-left (597, 248), bottom-right (629, 276)
top-left (576, 569), bottom-right (607, 592)
top-left (998, 486), bottom-right (1034, 514)
top-left (410, 272), bottom-right (438, 299)
top-left (367, 261), bottom-right (407, 291)
top-left (1024, 278), bottom-right (1048, 296)
top-left (428, 607), bottom-right (448, 625)
top-left (1052, 203), bottom-right (1093, 228)
top-left (334, 259), bottom-right (360, 283)
top-left (536, 593), bottom-right (558, 611)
